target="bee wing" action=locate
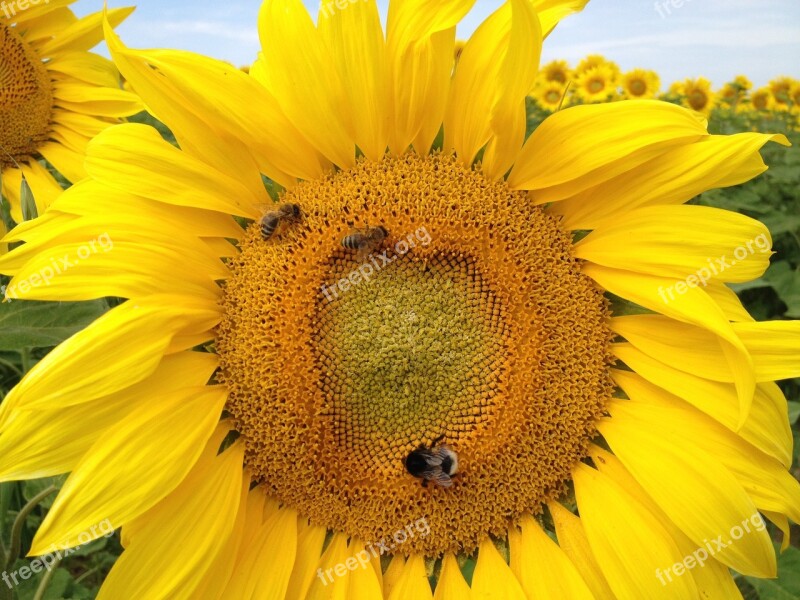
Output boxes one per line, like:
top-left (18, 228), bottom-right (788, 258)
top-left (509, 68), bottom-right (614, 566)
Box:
top-left (431, 471), bottom-right (454, 487)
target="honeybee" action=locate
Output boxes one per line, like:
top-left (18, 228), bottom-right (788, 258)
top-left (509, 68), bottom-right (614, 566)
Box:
top-left (404, 435), bottom-right (459, 488)
top-left (342, 226), bottom-right (388, 259)
top-left (260, 203), bottom-right (301, 241)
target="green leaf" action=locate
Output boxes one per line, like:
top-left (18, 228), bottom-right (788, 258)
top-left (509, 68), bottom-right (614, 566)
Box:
top-left (761, 214), bottom-right (800, 236)
top-left (763, 262), bottom-right (800, 317)
top-left (788, 401), bottom-right (800, 425)
top-left (22, 477), bottom-right (64, 510)
top-left (19, 176), bottom-right (37, 223)
top-left (745, 544), bottom-right (800, 600)
top-left (0, 300), bottom-right (108, 351)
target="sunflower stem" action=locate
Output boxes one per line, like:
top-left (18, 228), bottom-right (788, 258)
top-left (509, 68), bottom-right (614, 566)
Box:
top-left (31, 555), bottom-right (61, 600)
top-left (19, 348), bottom-right (32, 375)
top-left (5, 485), bottom-right (57, 572)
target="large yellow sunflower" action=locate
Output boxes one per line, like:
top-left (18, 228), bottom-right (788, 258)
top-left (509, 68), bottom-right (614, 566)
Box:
top-left (1, 1), bottom-right (799, 598)
top-left (0, 0), bottom-right (141, 222)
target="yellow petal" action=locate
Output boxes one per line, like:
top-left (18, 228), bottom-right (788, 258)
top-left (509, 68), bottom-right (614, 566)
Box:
top-left (472, 538), bottom-right (526, 600)
top-left (258, 0), bottom-right (354, 168)
top-left (318, 0), bottom-right (388, 162)
top-left (85, 123), bottom-right (262, 218)
top-left (388, 554), bottom-right (432, 600)
top-left (508, 100), bottom-right (707, 200)
top-left (481, 0), bottom-right (542, 178)
top-left (192, 484), bottom-right (250, 600)
top-left (532, 0), bottom-right (589, 37)
top-left (612, 345), bottom-right (792, 467)
top-left (1, 211), bottom-right (228, 300)
top-left (345, 538), bottom-right (384, 600)
top-left (575, 205), bottom-right (772, 283)
top-left (0, 352), bottom-right (218, 479)
top-left (601, 392), bottom-right (777, 577)
top-left (387, 0), bottom-right (476, 154)
top-left (30, 385), bottom-right (229, 555)
top-left (97, 441), bottom-right (244, 600)
top-left (307, 533), bottom-right (351, 600)
top-left (551, 133), bottom-right (788, 230)
top-left (433, 554), bottom-right (471, 600)
top-left (445, 0), bottom-right (541, 176)
top-left (286, 518), bottom-right (327, 600)
top-left (43, 179), bottom-right (244, 238)
top-left (573, 462), bottom-right (700, 599)
top-left (613, 371), bottom-right (800, 533)
top-left (588, 266), bottom-right (755, 425)
top-left (383, 554), bottom-right (406, 598)
top-left (52, 83), bottom-right (143, 117)
top-left (732, 320), bottom-right (800, 381)
top-left (47, 51), bottom-right (119, 87)
top-left (37, 141), bottom-right (86, 184)
top-left (103, 18), bottom-right (309, 190)
top-left (508, 515), bottom-right (593, 599)
top-left (41, 7), bottom-right (134, 55)
top-left (706, 283), bottom-right (754, 322)
top-left (547, 502), bottom-right (616, 599)
top-left (4, 296), bottom-right (220, 411)
top-left (588, 445), bottom-right (743, 598)
top-left (226, 505), bottom-right (299, 599)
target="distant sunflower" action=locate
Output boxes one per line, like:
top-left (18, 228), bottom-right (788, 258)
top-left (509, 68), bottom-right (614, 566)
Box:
top-left (0, 1), bottom-right (142, 222)
top-left (751, 87), bottom-right (775, 112)
top-left (575, 64), bottom-right (617, 103)
top-left (575, 53), bottom-right (620, 79)
top-left (791, 81), bottom-right (800, 111)
top-left (718, 83), bottom-right (740, 105)
top-left (734, 75), bottom-right (753, 91)
top-left (768, 77), bottom-right (793, 111)
top-left (681, 77), bottom-right (716, 114)
top-left (621, 68), bottom-right (660, 99)
top-left (540, 59), bottom-right (571, 84)
top-left (532, 80), bottom-right (568, 111)
top-left (1, 0), bottom-right (798, 598)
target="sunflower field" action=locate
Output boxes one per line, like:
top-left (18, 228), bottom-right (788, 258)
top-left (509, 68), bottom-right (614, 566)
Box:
top-left (1, 1), bottom-right (800, 599)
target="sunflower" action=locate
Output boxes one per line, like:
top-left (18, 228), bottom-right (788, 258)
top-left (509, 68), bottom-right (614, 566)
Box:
top-left (531, 80), bottom-right (568, 112)
top-left (575, 53), bottom-right (621, 80)
top-left (734, 75), bottom-right (753, 92)
top-left (540, 59), bottom-right (571, 84)
top-left (0, 1), bottom-right (142, 223)
top-left (750, 86), bottom-right (775, 112)
top-left (718, 83), bottom-right (740, 105)
top-left (621, 68), bottom-right (660, 100)
top-left (574, 64), bottom-right (617, 103)
top-left (681, 77), bottom-right (716, 114)
top-left (1, 0), bottom-right (799, 598)
top-left (768, 77), bottom-right (793, 112)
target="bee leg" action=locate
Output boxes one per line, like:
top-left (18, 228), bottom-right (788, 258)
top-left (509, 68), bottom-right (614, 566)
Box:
top-left (431, 434), bottom-right (445, 446)
top-left (421, 479), bottom-right (428, 488)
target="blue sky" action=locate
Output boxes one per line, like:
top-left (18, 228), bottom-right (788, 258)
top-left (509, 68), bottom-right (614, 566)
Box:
top-left (75, 0), bottom-right (800, 89)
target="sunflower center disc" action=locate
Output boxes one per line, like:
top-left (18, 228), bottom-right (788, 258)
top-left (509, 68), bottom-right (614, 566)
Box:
top-left (0, 22), bottom-right (53, 167)
top-left (218, 153), bottom-right (614, 555)
top-left (630, 79), bottom-right (646, 96)
top-left (689, 90), bottom-right (708, 111)
top-left (588, 79), bottom-right (605, 94)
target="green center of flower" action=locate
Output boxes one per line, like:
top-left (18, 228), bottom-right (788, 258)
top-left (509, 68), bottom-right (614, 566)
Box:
top-left (0, 22), bottom-right (53, 166)
top-left (316, 251), bottom-right (504, 453)
top-left (217, 153), bottom-right (614, 555)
